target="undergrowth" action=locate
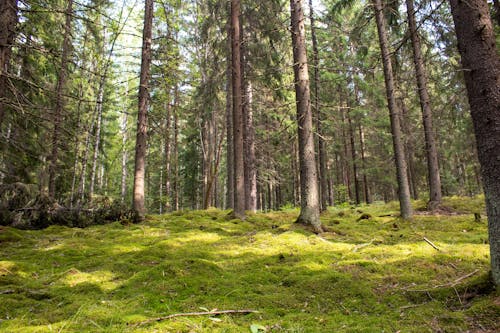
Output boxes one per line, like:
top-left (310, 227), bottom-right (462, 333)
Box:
top-left (0, 196), bottom-right (498, 332)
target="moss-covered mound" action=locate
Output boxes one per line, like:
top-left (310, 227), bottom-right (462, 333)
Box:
top-left (0, 197), bottom-right (498, 332)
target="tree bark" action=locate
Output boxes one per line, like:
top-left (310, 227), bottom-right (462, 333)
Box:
top-left (231, 0), bottom-right (245, 218)
top-left (406, 0), bottom-right (442, 208)
top-left (372, 0), bottom-right (413, 219)
top-left (0, 0), bottom-right (17, 130)
top-left (449, 0), bottom-right (500, 285)
top-left (48, 0), bottom-right (73, 199)
top-left (358, 124), bottom-right (371, 204)
top-left (133, 0), bottom-right (153, 220)
top-left (225, 15), bottom-right (234, 210)
top-left (290, 0), bottom-right (321, 232)
top-left (309, 0), bottom-right (327, 212)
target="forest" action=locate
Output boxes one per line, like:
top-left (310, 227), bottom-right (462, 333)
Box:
top-left (0, 0), bottom-right (499, 331)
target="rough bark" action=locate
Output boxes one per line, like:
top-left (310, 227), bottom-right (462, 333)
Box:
top-left (48, 0), bottom-right (73, 199)
top-left (309, 0), bottom-right (327, 212)
top-left (0, 0), bottom-right (17, 129)
top-left (372, 0), bottom-right (413, 219)
top-left (133, 0), bottom-right (153, 220)
top-left (406, 0), bottom-right (442, 207)
top-left (290, 0), bottom-right (321, 232)
top-left (449, 0), bottom-right (500, 285)
top-left (231, 0), bottom-right (245, 219)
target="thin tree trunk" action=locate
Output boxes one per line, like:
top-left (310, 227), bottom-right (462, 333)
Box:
top-left (121, 111), bottom-right (128, 203)
top-left (399, 97), bottom-right (419, 200)
top-left (449, 0), bottom-right (500, 285)
top-left (372, 0), bottom-right (412, 219)
top-left (133, 0), bottom-right (153, 219)
top-left (347, 97), bottom-right (360, 205)
top-left (48, 0), bottom-right (73, 199)
top-left (309, 0), bottom-right (327, 212)
top-left (290, 0), bottom-right (322, 232)
top-left (358, 121), bottom-right (370, 204)
top-left (173, 100), bottom-right (179, 211)
top-left (225, 16), bottom-right (234, 210)
top-left (0, 0), bottom-right (17, 129)
top-left (231, 0), bottom-right (245, 218)
top-left (406, 0), bottom-right (442, 208)
top-left (89, 84), bottom-right (104, 197)
top-left (164, 100), bottom-right (172, 211)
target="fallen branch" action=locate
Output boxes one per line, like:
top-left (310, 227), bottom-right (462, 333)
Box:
top-left (423, 237), bottom-right (440, 251)
top-left (131, 309), bottom-right (259, 327)
top-left (405, 269), bottom-right (480, 292)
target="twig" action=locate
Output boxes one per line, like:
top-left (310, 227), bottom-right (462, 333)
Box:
top-left (423, 237), bottom-right (440, 251)
top-left (131, 309), bottom-right (259, 327)
top-left (405, 269), bottom-right (480, 292)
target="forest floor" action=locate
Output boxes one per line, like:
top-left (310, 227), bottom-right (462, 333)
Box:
top-left (0, 196), bottom-right (499, 332)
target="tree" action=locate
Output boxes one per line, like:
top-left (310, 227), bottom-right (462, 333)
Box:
top-left (372, 0), bottom-right (412, 219)
top-left (405, 0), bottom-right (442, 208)
top-left (290, 0), bottom-right (322, 232)
top-left (0, 0), bottom-right (18, 130)
top-left (48, 0), bottom-right (73, 198)
top-left (231, 0), bottom-right (245, 218)
top-left (133, 0), bottom-right (154, 220)
top-left (449, 0), bottom-right (500, 285)
top-left (309, 0), bottom-right (328, 212)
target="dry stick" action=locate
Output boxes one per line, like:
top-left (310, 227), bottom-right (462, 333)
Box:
top-left (423, 237), bottom-right (440, 251)
top-left (132, 309), bottom-right (259, 327)
top-left (406, 269), bottom-right (480, 292)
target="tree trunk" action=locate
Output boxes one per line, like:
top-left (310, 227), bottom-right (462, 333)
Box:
top-left (309, 0), bottom-right (327, 212)
top-left (358, 124), bottom-right (371, 204)
top-left (372, 0), bottom-right (413, 219)
top-left (406, 0), bottom-right (442, 208)
top-left (133, 0), bottom-right (153, 220)
top-left (225, 15), bottom-right (234, 210)
top-left (89, 83), bottom-right (104, 198)
top-left (290, 0), bottom-right (321, 232)
top-left (48, 0), bottom-right (73, 199)
top-left (0, 0), bottom-right (17, 129)
top-left (231, 0), bottom-right (245, 218)
top-left (347, 97), bottom-right (360, 205)
top-left (449, 0), bottom-right (500, 285)
top-left (121, 111), bottom-right (128, 203)
top-left (173, 99), bottom-right (179, 211)
top-left (164, 101), bottom-right (172, 211)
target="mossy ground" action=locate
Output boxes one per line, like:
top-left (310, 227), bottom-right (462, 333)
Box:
top-left (0, 196), bottom-right (498, 332)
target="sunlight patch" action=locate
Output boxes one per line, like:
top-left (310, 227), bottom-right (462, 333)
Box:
top-left (61, 269), bottom-right (120, 290)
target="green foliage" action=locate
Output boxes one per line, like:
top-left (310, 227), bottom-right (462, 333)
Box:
top-left (0, 198), bottom-right (497, 332)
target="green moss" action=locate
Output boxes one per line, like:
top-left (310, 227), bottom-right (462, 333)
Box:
top-left (0, 197), bottom-right (498, 332)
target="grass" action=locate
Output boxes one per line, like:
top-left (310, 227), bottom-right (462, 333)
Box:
top-left (0, 196), bottom-right (498, 332)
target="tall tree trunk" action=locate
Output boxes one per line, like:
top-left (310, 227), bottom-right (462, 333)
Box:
top-left (89, 83), bottom-right (104, 197)
top-left (406, 0), bottom-right (442, 208)
top-left (0, 0), bottom-right (17, 129)
top-left (309, 0), bottom-right (327, 212)
top-left (372, 0), bottom-right (413, 219)
top-left (121, 111), bottom-right (128, 203)
top-left (225, 17), bottom-right (234, 210)
top-left (241, 23), bottom-right (257, 212)
top-left (358, 124), bottom-right (371, 204)
top-left (449, 0), bottom-right (500, 285)
top-left (231, 0), bottom-right (245, 218)
top-left (48, 0), bottom-right (73, 199)
top-left (347, 96), bottom-right (360, 205)
top-left (173, 99), bottom-right (179, 211)
top-left (290, 0), bottom-right (322, 232)
top-left (133, 0), bottom-right (153, 220)
top-left (242, 74), bottom-right (257, 212)
top-left (164, 101), bottom-right (172, 211)
top-left (399, 96), bottom-right (419, 200)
